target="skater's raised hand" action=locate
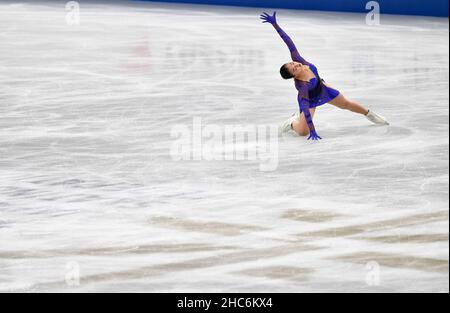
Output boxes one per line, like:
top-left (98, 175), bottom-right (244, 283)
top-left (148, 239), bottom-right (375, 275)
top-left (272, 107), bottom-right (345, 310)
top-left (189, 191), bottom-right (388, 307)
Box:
top-left (261, 12), bottom-right (308, 64)
top-left (260, 11), bottom-right (277, 25)
top-left (308, 130), bottom-right (322, 141)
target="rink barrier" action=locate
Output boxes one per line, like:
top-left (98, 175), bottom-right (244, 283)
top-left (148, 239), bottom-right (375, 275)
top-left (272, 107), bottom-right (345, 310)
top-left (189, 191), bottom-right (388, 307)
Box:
top-left (139, 0), bottom-right (449, 17)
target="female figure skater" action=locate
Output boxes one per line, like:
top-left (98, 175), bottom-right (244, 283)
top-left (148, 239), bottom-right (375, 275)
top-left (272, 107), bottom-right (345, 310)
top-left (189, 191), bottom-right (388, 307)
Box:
top-left (260, 12), bottom-right (389, 140)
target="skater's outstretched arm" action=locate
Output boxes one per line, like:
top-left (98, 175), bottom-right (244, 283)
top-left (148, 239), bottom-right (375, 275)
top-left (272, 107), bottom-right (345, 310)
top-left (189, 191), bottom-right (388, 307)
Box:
top-left (298, 89), bottom-right (321, 140)
top-left (260, 12), bottom-right (309, 65)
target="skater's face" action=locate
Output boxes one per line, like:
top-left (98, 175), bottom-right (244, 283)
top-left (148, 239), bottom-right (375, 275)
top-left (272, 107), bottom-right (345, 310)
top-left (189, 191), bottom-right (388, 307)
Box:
top-left (286, 62), bottom-right (306, 77)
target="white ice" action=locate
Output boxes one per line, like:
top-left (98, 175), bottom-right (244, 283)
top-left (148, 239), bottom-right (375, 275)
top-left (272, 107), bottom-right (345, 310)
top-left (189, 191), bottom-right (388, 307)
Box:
top-left (0, 0), bottom-right (448, 292)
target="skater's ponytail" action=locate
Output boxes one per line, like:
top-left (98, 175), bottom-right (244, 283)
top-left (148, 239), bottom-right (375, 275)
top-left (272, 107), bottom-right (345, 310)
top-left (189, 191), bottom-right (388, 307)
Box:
top-left (280, 64), bottom-right (294, 80)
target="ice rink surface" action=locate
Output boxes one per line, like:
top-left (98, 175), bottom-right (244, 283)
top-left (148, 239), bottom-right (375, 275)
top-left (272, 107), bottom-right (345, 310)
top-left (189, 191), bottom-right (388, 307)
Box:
top-left (0, 0), bottom-right (448, 292)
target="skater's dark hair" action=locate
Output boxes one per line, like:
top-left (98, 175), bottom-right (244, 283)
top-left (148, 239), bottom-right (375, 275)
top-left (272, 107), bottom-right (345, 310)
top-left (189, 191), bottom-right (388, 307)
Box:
top-left (280, 64), bottom-right (294, 80)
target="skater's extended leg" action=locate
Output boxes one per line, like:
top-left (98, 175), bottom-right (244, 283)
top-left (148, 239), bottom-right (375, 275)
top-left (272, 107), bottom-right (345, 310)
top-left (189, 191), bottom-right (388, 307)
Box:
top-left (328, 94), bottom-right (369, 115)
top-left (328, 93), bottom-right (389, 125)
top-left (292, 107), bottom-right (316, 136)
top-left (329, 94), bottom-right (389, 125)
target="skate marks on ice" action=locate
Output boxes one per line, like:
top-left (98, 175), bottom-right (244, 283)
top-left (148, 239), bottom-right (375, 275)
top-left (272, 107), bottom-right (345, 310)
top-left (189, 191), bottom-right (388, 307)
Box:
top-left (354, 233), bottom-right (449, 244)
top-left (30, 243), bottom-right (321, 291)
top-left (0, 243), bottom-right (239, 260)
top-left (292, 210), bottom-right (449, 275)
top-left (234, 266), bottom-right (314, 282)
top-left (149, 216), bottom-right (268, 236)
top-left (295, 210), bottom-right (448, 238)
top-left (332, 252), bottom-right (448, 274)
top-left (332, 124), bottom-right (414, 139)
top-left (282, 209), bottom-right (342, 223)
top-left (17, 209), bottom-right (449, 290)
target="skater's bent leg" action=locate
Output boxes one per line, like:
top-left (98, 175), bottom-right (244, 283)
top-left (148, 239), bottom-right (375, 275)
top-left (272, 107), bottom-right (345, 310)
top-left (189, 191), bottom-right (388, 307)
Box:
top-left (292, 108), bottom-right (316, 136)
top-left (328, 94), bottom-right (369, 116)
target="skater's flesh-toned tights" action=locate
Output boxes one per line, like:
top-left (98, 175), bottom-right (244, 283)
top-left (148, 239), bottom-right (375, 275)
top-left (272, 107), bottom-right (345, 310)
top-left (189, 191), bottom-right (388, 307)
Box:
top-left (292, 93), bottom-right (370, 136)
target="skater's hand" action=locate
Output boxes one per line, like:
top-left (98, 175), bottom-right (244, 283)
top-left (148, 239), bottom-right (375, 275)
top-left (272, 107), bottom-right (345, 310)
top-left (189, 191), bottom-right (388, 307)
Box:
top-left (260, 11), bottom-right (277, 25)
top-left (308, 130), bottom-right (322, 141)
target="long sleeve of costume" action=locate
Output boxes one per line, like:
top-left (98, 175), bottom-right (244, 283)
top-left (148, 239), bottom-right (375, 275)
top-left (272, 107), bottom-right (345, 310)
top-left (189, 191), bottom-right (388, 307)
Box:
top-left (272, 23), bottom-right (309, 65)
top-left (297, 85), bottom-right (316, 133)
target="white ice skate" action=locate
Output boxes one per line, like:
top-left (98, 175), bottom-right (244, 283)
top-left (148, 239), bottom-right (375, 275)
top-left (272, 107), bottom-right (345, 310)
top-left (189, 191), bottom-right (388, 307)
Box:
top-left (279, 112), bottom-right (299, 134)
top-left (366, 110), bottom-right (389, 125)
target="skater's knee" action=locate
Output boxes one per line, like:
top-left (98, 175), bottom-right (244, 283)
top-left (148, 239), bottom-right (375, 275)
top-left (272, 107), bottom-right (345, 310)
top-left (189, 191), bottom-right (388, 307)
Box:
top-left (340, 100), bottom-right (351, 110)
top-left (292, 120), bottom-right (309, 136)
top-left (297, 130), bottom-right (309, 136)
top-left (296, 125), bottom-right (310, 136)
